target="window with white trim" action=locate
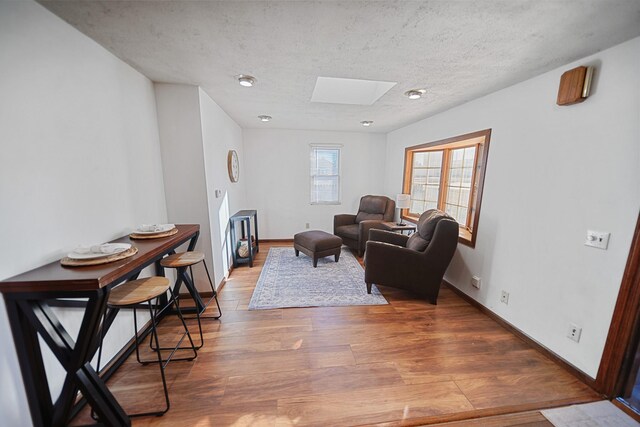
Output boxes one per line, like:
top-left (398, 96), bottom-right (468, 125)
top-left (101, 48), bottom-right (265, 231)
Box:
top-left (310, 146), bottom-right (340, 204)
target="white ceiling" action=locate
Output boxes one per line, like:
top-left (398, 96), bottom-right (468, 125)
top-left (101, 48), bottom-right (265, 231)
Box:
top-left (39, 0), bottom-right (640, 133)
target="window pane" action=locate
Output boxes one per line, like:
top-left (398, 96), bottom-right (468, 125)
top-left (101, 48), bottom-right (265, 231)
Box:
top-left (447, 187), bottom-right (460, 205)
top-left (428, 151), bottom-right (443, 167)
top-left (445, 192), bottom-right (469, 223)
top-left (463, 147), bottom-right (476, 167)
top-left (459, 207), bottom-right (468, 224)
top-left (445, 204), bottom-right (458, 219)
top-left (425, 201), bottom-right (438, 210)
top-left (311, 176), bottom-right (339, 203)
top-left (427, 168), bottom-right (441, 185)
top-left (411, 200), bottom-right (425, 213)
top-left (412, 168), bottom-right (427, 183)
top-left (414, 152), bottom-right (428, 167)
top-left (462, 168), bottom-right (473, 187)
top-left (316, 149), bottom-right (339, 175)
top-left (449, 168), bottom-right (462, 186)
top-left (460, 188), bottom-right (471, 206)
top-left (445, 146), bottom-right (477, 227)
top-left (450, 208), bottom-right (465, 224)
top-left (426, 185), bottom-right (439, 203)
top-left (410, 151), bottom-right (442, 215)
top-left (451, 149), bottom-right (464, 168)
top-left (310, 147), bottom-right (340, 203)
top-left (411, 183), bottom-right (426, 198)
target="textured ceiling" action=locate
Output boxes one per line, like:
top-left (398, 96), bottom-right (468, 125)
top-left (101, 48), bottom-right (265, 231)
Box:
top-left (39, 0), bottom-right (640, 133)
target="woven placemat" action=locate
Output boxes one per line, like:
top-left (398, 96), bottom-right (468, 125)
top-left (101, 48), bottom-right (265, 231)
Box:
top-left (129, 228), bottom-right (178, 240)
top-left (61, 247), bottom-right (138, 267)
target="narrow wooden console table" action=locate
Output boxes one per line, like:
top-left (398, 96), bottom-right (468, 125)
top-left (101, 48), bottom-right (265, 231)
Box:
top-left (0, 224), bottom-right (200, 427)
top-left (230, 210), bottom-right (259, 268)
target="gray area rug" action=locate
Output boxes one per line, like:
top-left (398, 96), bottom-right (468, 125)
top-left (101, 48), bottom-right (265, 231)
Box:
top-left (248, 246), bottom-right (388, 310)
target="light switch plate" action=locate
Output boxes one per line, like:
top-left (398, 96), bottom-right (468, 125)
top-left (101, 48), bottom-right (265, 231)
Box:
top-left (585, 230), bottom-right (610, 250)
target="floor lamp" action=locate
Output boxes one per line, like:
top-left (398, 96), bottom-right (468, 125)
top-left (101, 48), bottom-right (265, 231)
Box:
top-left (396, 194), bottom-right (411, 226)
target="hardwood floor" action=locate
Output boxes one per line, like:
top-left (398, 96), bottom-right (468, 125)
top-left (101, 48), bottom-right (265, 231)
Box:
top-left (72, 242), bottom-right (599, 426)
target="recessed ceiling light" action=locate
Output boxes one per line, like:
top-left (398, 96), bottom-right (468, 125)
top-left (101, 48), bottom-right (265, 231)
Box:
top-left (404, 89), bottom-right (426, 100)
top-left (237, 74), bottom-right (256, 87)
top-left (360, 121), bottom-right (373, 127)
top-left (258, 115), bottom-right (271, 122)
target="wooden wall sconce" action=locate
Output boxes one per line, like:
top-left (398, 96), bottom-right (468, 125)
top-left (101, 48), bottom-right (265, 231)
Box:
top-left (557, 66), bottom-right (594, 106)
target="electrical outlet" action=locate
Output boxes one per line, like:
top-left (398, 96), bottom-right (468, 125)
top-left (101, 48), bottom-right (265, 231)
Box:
top-left (567, 324), bottom-right (582, 342)
top-left (500, 291), bottom-right (509, 305)
top-left (305, 222), bottom-right (310, 229)
top-left (471, 276), bottom-right (481, 289)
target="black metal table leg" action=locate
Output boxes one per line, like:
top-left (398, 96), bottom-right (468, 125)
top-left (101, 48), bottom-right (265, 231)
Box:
top-left (187, 231), bottom-right (200, 252)
top-left (254, 211), bottom-right (259, 253)
top-left (76, 363), bottom-right (130, 426)
top-left (4, 297), bottom-right (53, 427)
top-left (51, 293), bottom-right (110, 425)
top-left (231, 219), bottom-right (238, 267)
top-left (4, 290), bottom-right (131, 427)
top-left (246, 219), bottom-right (253, 267)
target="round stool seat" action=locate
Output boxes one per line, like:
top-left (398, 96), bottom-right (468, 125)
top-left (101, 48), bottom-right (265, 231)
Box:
top-left (108, 277), bottom-right (170, 307)
top-left (161, 251), bottom-right (205, 268)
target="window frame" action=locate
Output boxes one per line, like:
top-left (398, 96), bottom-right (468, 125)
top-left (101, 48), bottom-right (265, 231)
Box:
top-left (402, 129), bottom-right (491, 248)
top-left (310, 145), bottom-right (342, 205)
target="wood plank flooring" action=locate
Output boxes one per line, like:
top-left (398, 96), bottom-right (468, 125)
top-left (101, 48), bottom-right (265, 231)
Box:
top-left (72, 242), bottom-right (599, 426)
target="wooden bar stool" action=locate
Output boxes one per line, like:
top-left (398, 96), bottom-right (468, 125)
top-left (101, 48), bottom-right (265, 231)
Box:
top-left (160, 251), bottom-right (221, 349)
top-left (94, 277), bottom-right (197, 418)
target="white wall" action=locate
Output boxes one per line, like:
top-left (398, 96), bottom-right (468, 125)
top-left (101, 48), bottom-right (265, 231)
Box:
top-left (155, 84), bottom-right (248, 288)
top-left (199, 88), bottom-right (248, 285)
top-left (0, 1), bottom-right (168, 426)
top-left (385, 37), bottom-right (640, 378)
top-left (154, 84), bottom-right (216, 290)
top-left (244, 129), bottom-right (387, 238)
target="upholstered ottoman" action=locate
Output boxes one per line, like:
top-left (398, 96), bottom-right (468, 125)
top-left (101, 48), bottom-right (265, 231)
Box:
top-left (293, 230), bottom-right (342, 267)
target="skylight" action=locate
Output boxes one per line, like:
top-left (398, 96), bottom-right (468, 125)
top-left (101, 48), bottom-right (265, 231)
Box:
top-left (310, 77), bottom-right (396, 106)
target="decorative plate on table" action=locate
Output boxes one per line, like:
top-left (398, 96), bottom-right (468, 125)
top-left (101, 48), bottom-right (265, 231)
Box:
top-left (132, 224), bottom-right (176, 235)
top-left (67, 243), bottom-right (132, 260)
top-left (61, 246), bottom-right (138, 267)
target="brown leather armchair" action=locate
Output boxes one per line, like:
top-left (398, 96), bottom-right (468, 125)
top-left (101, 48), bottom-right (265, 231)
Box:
top-left (334, 195), bottom-right (395, 257)
top-left (364, 209), bottom-right (458, 304)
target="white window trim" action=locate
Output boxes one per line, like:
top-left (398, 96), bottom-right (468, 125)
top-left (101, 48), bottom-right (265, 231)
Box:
top-left (310, 144), bottom-right (342, 205)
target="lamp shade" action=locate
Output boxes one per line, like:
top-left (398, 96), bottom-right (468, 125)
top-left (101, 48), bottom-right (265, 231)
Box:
top-left (396, 194), bottom-right (411, 209)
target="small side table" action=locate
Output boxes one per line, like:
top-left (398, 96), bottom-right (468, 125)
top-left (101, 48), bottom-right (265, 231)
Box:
top-left (230, 210), bottom-right (259, 267)
top-left (381, 221), bottom-right (417, 235)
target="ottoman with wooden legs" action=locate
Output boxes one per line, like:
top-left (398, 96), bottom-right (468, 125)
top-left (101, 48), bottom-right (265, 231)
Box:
top-left (293, 230), bottom-right (342, 267)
